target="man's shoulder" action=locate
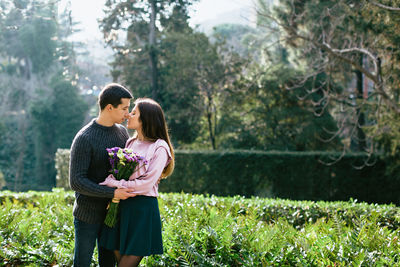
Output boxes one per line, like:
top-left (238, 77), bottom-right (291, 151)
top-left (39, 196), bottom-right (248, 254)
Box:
top-left (75, 120), bottom-right (92, 134)
top-left (72, 121), bottom-right (94, 145)
top-left (114, 123), bottom-right (129, 137)
top-left (115, 123), bottom-right (128, 131)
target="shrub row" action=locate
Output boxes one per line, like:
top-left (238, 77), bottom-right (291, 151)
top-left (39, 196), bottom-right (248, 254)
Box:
top-left (1, 189), bottom-right (399, 230)
top-left (55, 149), bottom-right (399, 204)
top-left (1, 189), bottom-right (400, 266)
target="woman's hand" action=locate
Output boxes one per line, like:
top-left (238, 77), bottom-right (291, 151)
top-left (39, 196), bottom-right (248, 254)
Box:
top-left (99, 174), bottom-right (127, 188)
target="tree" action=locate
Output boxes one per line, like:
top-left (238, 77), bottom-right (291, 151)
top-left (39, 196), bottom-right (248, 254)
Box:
top-left (256, 0), bottom-right (400, 159)
top-left (0, 0), bottom-right (59, 190)
top-left (30, 74), bottom-right (88, 188)
top-left (100, 0), bottom-right (198, 101)
top-left (211, 24), bottom-right (259, 59)
top-left (0, 0), bottom-right (88, 190)
top-left (217, 62), bottom-right (342, 151)
top-left (102, 1), bottom-right (241, 148)
top-left (1, 0), bottom-right (58, 78)
top-left (159, 29), bottom-right (245, 149)
top-left (157, 30), bottom-right (205, 144)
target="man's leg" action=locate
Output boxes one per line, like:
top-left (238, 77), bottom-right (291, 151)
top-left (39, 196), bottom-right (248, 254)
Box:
top-left (73, 218), bottom-right (100, 267)
top-left (97, 241), bottom-right (116, 267)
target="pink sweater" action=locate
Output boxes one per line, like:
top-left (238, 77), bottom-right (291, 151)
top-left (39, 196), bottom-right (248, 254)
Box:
top-left (114, 138), bottom-right (171, 197)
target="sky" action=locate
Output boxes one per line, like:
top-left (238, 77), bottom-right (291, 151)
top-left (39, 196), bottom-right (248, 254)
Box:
top-left (60, 0), bottom-right (255, 41)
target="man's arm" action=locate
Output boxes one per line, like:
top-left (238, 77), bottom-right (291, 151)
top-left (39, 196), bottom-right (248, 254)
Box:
top-left (69, 134), bottom-right (115, 198)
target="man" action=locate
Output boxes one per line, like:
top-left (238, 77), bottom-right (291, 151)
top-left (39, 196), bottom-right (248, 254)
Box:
top-left (69, 83), bottom-right (136, 266)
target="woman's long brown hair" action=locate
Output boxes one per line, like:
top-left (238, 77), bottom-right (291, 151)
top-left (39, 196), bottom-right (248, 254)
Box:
top-left (135, 98), bottom-right (174, 178)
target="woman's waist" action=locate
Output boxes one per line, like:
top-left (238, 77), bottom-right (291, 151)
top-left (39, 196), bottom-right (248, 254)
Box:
top-left (120, 195), bottom-right (158, 205)
top-left (126, 187), bottom-right (159, 198)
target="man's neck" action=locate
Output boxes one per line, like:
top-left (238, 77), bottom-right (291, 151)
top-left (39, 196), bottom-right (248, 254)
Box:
top-left (96, 114), bottom-right (115, 127)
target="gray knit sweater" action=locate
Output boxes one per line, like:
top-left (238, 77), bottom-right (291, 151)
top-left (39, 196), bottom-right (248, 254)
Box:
top-left (69, 119), bottom-right (129, 224)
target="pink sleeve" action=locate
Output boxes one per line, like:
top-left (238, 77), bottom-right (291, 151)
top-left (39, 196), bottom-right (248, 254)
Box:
top-left (116, 147), bottom-right (170, 194)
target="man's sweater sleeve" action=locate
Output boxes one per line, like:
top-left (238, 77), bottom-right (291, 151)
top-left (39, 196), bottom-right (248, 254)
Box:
top-left (69, 135), bottom-right (115, 198)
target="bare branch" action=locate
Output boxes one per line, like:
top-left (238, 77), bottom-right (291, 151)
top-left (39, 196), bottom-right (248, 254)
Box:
top-left (327, 46), bottom-right (378, 75)
top-left (318, 146), bottom-right (346, 166)
top-left (317, 42), bottom-right (378, 83)
top-left (369, 1), bottom-right (400, 11)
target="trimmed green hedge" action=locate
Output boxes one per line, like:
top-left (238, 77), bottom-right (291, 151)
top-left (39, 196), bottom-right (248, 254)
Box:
top-left (55, 149), bottom-right (398, 204)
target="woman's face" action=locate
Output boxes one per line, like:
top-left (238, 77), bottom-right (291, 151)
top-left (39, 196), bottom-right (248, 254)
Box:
top-left (127, 105), bottom-right (141, 130)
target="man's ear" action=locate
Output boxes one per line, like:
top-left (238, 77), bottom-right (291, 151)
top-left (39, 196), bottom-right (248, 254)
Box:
top-left (105, 104), bottom-right (113, 111)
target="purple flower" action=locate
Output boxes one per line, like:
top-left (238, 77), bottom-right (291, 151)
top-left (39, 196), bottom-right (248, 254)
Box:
top-left (106, 147), bottom-right (147, 180)
top-left (110, 158), bottom-right (115, 168)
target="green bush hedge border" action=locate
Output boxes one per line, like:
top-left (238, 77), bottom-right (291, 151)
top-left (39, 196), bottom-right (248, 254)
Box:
top-left (55, 149), bottom-right (398, 205)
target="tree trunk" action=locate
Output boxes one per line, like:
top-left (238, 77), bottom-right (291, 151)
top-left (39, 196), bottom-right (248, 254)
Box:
top-left (351, 55), bottom-right (367, 151)
top-left (14, 115), bottom-right (26, 191)
top-left (206, 92), bottom-right (216, 150)
top-left (149, 0), bottom-right (158, 101)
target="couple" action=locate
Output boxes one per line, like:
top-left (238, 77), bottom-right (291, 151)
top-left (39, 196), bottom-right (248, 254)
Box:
top-left (69, 83), bottom-right (174, 267)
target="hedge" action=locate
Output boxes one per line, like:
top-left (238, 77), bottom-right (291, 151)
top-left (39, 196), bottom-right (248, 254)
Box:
top-left (55, 149), bottom-right (399, 205)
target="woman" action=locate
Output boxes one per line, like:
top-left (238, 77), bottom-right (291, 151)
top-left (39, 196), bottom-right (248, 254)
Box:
top-left (99, 98), bottom-right (174, 267)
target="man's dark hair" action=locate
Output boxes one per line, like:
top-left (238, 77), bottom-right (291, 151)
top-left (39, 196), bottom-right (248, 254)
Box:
top-left (98, 83), bottom-right (133, 110)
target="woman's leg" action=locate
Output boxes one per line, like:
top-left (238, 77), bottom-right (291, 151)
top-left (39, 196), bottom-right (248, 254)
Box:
top-left (118, 255), bottom-right (143, 267)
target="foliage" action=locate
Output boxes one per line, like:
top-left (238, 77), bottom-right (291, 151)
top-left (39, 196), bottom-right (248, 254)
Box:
top-left (0, 112), bottom-right (36, 191)
top-left (83, 0), bottom-right (353, 152)
top-left (160, 29), bottom-right (245, 149)
top-left (0, 0), bottom-right (89, 191)
top-left (0, 0), bottom-right (57, 76)
top-left (100, 0), bottom-right (247, 148)
top-left (160, 150), bottom-right (395, 204)
top-left (0, 189), bottom-right (75, 266)
top-left (0, 190), bottom-right (399, 266)
top-left (157, 30), bottom-right (207, 144)
top-left (55, 149), bottom-right (398, 204)
top-left (219, 63), bottom-right (342, 150)
top-left (101, 0), bottom-right (198, 98)
top-left (55, 149), bottom-right (70, 190)
top-left (207, 16), bottom-right (343, 151)
top-left (258, 0), bottom-right (400, 156)
top-left (30, 73), bottom-right (88, 188)
top-left (101, 0), bottom-right (204, 145)
top-left (211, 23), bottom-right (260, 60)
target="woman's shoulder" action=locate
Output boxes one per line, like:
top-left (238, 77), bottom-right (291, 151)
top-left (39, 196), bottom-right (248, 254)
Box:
top-left (152, 139), bottom-right (171, 156)
top-left (153, 139), bottom-right (169, 148)
top-left (125, 137), bottom-right (137, 148)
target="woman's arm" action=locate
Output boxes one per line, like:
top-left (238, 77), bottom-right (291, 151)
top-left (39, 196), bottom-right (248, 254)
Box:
top-left (101, 147), bottom-right (169, 194)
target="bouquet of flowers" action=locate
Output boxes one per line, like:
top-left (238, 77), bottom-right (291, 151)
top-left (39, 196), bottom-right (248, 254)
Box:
top-left (103, 147), bottom-right (147, 227)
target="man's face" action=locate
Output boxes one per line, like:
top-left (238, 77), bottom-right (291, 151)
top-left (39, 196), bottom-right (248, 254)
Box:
top-left (110, 98), bottom-right (131, 124)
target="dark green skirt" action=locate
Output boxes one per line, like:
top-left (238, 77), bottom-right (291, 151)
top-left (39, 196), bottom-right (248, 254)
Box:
top-left (99, 196), bottom-right (163, 256)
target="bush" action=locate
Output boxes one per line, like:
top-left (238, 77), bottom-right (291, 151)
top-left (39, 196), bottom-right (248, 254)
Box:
top-left (56, 149), bottom-right (399, 204)
top-left (1, 190), bottom-right (400, 266)
top-left (55, 149), bottom-right (71, 190)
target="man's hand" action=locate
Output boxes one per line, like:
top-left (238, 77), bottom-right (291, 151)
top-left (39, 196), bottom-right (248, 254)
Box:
top-left (114, 188), bottom-right (136, 200)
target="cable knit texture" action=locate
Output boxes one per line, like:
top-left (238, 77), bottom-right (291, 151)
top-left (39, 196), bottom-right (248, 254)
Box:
top-left (69, 119), bottom-right (129, 224)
